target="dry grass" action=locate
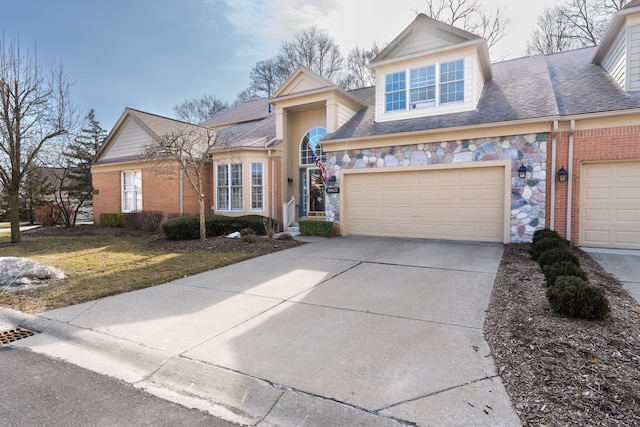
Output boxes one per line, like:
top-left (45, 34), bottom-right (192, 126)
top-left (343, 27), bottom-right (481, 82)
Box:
top-left (0, 234), bottom-right (256, 313)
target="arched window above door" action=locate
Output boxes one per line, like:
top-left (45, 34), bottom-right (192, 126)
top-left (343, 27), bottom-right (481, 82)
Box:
top-left (300, 127), bottom-right (326, 165)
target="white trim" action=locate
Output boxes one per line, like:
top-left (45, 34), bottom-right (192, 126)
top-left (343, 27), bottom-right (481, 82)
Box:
top-left (250, 162), bottom-right (265, 212)
top-left (121, 170), bottom-right (142, 213)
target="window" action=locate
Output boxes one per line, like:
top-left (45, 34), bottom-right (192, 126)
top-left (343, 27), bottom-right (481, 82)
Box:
top-left (217, 163), bottom-right (243, 211)
top-left (410, 66), bottom-right (436, 108)
top-left (385, 71), bottom-right (406, 112)
top-left (121, 170), bottom-right (142, 212)
top-left (300, 127), bottom-right (326, 165)
top-left (384, 59), bottom-right (465, 113)
top-left (440, 59), bottom-right (465, 104)
top-left (251, 163), bottom-right (263, 211)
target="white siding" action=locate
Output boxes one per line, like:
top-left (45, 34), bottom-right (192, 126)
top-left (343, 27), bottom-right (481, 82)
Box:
top-left (374, 54), bottom-right (479, 123)
top-left (628, 25), bottom-right (640, 91)
top-left (474, 56), bottom-right (485, 106)
top-left (393, 31), bottom-right (457, 57)
top-left (602, 28), bottom-right (627, 90)
top-left (337, 102), bottom-right (357, 128)
top-left (102, 119), bottom-right (152, 160)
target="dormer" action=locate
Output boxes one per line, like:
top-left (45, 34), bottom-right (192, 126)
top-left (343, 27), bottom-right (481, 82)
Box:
top-left (369, 13), bottom-right (492, 123)
top-left (593, 0), bottom-right (640, 91)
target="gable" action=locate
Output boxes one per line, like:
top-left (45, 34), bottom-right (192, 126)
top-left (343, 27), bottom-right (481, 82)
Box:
top-left (99, 117), bottom-right (153, 162)
top-left (371, 14), bottom-right (483, 67)
top-left (272, 66), bottom-right (335, 98)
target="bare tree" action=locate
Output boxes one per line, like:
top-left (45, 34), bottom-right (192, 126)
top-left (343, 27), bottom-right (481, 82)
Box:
top-left (144, 128), bottom-right (229, 240)
top-left (0, 37), bottom-right (77, 243)
top-left (339, 43), bottom-right (381, 90)
top-left (173, 94), bottom-right (229, 124)
top-left (422, 0), bottom-right (510, 49)
top-left (526, 6), bottom-right (575, 55)
top-left (248, 26), bottom-right (344, 98)
top-left (527, 0), bottom-right (629, 55)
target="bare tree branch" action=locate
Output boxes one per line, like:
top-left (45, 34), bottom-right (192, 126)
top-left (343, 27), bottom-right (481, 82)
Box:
top-left (143, 127), bottom-right (231, 240)
top-left (0, 36), bottom-right (78, 242)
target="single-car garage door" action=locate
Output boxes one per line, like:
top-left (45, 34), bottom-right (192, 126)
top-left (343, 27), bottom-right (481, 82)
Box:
top-left (581, 161), bottom-right (640, 249)
top-left (343, 166), bottom-right (506, 242)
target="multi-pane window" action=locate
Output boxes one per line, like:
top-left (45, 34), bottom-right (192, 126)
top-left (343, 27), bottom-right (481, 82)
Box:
top-left (409, 66), bottom-right (436, 107)
top-left (440, 59), bottom-right (465, 104)
top-left (384, 59), bottom-right (465, 112)
top-left (250, 163), bottom-right (263, 211)
top-left (385, 71), bottom-right (406, 112)
top-left (217, 163), bottom-right (243, 211)
top-left (121, 170), bottom-right (142, 212)
top-left (300, 127), bottom-right (326, 165)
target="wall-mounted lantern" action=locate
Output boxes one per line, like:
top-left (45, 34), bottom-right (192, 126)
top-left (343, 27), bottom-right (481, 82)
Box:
top-left (558, 166), bottom-right (568, 182)
top-left (91, 189), bottom-right (99, 195)
top-left (327, 176), bottom-right (337, 184)
top-left (287, 177), bottom-right (294, 184)
top-left (518, 164), bottom-right (528, 179)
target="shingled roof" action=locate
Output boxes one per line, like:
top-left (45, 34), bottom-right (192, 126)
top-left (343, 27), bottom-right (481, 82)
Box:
top-left (325, 46), bottom-right (640, 142)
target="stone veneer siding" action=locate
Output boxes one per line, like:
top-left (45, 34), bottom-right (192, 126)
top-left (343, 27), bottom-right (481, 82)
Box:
top-left (324, 133), bottom-right (547, 243)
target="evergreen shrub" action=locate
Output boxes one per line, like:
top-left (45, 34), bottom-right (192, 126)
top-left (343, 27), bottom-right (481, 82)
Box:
top-left (546, 276), bottom-right (610, 320)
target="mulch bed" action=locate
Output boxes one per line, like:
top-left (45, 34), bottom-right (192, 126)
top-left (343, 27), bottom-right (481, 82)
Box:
top-left (21, 224), bottom-right (305, 254)
top-left (485, 244), bottom-right (640, 426)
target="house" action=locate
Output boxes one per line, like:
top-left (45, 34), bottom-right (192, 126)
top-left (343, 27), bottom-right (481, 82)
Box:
top-left (92, 2), bottom-right (640, 250)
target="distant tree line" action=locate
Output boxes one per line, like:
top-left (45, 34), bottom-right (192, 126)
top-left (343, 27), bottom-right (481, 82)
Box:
top-left (177, 0), bottom-right (626, 124)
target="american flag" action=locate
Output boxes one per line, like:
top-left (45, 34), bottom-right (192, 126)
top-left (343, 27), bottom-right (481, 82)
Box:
top-left (311, 150), bottom-right (327, 184)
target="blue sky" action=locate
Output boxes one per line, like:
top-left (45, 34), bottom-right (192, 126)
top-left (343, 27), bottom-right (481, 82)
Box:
top-left (2, 0), bottom-right (560, 132)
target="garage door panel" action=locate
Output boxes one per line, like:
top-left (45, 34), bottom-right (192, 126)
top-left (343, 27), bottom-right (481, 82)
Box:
top-left (617, 187), bottom-right (640, 200)
top-left (344, 167), bottom-right (505, 242)
top-left (581, 161), bottom-right (640, 249)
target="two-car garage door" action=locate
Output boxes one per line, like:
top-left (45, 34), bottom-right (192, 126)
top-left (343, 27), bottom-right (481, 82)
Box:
top-left (581, 161), bottom-right (640, 250)
top-left (343, 166), bottom-right (506, 243)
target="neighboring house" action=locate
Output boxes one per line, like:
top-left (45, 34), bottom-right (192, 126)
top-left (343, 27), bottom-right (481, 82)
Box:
top-left (92, 3), bottom-right (640, 250)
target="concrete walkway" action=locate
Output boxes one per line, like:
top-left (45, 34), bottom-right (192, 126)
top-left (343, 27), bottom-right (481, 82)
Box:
top-left (583, 247), bottom-right (640, 304)
top-left (1, 237), bottom-right (521, 426)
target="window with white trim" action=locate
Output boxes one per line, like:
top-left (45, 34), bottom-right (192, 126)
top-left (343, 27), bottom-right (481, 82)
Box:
top-left (121, 170), bottom-right (142, 212)
top-left (217, 163), bottom-right (243, 210)
top-left (300, 127), bottom-right (326, 165)
top-left (440, 59), bottom-right (465, 104)
top-left (250, 162), bottom-right (264, 211)
top-left (384, 59), bottom-right (465, 113)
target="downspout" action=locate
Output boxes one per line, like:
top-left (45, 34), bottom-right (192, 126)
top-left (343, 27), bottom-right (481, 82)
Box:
top-left (265, 136), bottom-right (277, 226)
top-left (179, 169), bottom-right (184, 215)
top-left (566, 120), bottom-right (575, 244)
top-left (550, 120), bottom-right (558, 230)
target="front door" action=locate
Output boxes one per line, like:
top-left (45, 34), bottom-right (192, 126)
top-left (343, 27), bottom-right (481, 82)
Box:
top-left (300, 168), bottom-right (325, 217)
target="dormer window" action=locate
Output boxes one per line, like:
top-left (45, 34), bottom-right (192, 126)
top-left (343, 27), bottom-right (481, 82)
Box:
top-left (384, 59), bottom-right (465, 113)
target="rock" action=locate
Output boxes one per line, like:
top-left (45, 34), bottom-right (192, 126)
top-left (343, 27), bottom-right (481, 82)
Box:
top-left (0, 257), bottom-right (65, 288)
top-left (226, 231), bottom-right (241, 239)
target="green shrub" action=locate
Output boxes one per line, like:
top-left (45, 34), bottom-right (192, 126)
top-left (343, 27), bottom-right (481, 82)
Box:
top-left (100, 213), bottom-right (127, 228)
top-left (530, 236), bottom-right (566, 260)
top-left (162, 214), bottom-right (277, 240)
top-left (546, 276), bottom-right (610, 320)
top-left (162, 215), bottom-right (200, 240)
top-left (538, 247), bottom-right (580, 269)
top-left (532, 228), bottom-right (563, 244)
top-left (543, 261), bottom-right (588, 287)
top-left (299, 219), bottom-right (336, 237)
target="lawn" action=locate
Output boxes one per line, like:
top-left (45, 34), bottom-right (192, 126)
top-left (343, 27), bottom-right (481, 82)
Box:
top-left (0, 234), bottom-right (257, 313)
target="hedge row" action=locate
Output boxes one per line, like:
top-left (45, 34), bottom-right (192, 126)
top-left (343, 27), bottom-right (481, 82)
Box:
top-left (99, 211), bottom-right (163, 231)
top-left (161, 214), bottom-right (277, 240)
top-left (531, 229), bottom-right (610, 320)
top-left (299, 219), bottom-right (338, 237)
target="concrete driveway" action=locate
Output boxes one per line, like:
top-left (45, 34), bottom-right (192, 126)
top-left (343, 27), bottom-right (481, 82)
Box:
top-left (583, 248), bottom-right (640, 303)
top-left (2, 237), bottom-right (520, 426)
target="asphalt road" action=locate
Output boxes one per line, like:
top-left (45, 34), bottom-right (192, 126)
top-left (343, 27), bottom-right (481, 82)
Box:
top-left (0, 346), bottom-right (238, 427)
